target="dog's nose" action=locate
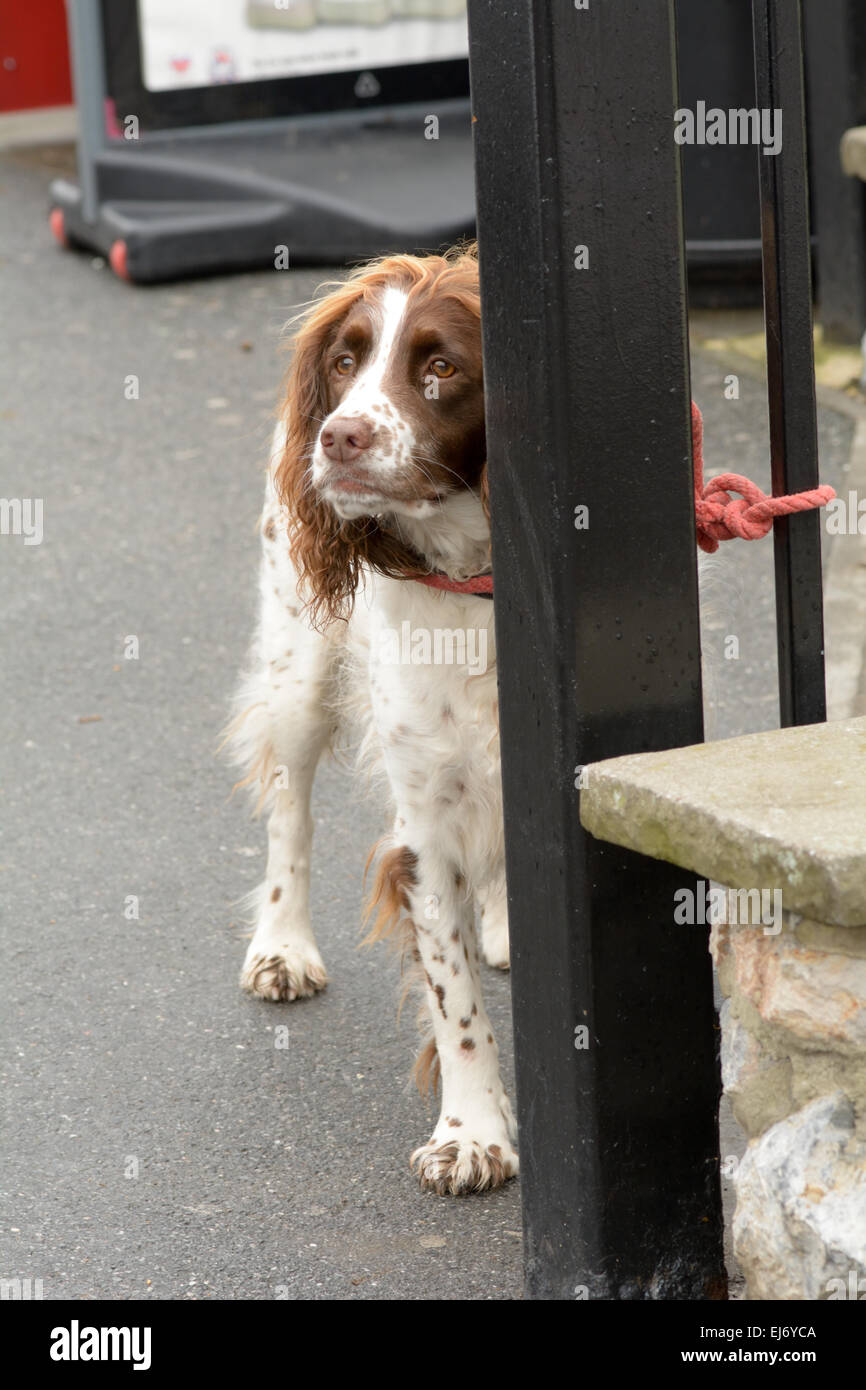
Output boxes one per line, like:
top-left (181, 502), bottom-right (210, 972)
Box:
top-left (320, 417), bottom-right (372, 463)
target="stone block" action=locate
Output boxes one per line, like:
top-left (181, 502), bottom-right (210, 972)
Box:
top-left (720, 998), bottom-right (793, 1137)
top-left (733, 1094), bottom-right (866, 1300)
top-left (728, 921), bottom-right (866, 1055)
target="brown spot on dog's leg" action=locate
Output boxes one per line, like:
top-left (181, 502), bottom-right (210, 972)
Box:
top-left (460, 1038), bottom-right (476, 1052)
top-left (271, 886), bottom-right (282, 903)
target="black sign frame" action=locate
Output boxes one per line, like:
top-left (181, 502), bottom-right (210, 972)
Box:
top-left (101, 0), bottom-right (470, 132)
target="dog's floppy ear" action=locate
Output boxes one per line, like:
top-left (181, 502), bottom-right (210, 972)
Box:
top-left (273, 300), bottom-right (342, 519)
top-left (274, 281), bottom-right (370, 629)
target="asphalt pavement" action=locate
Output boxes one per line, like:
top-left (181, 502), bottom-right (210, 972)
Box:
top-left (0, 143), bottom-right (856, 1300)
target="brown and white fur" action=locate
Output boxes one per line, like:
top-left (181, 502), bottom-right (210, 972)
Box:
top-left (226, 245), bottom-right (517, 1195)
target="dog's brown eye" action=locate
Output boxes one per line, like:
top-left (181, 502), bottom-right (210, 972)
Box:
top-left (429, 358), bottom-right (456, 379)
top-left (334, 354), bottom-right (354, 375)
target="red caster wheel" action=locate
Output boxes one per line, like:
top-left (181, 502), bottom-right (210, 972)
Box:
top-left (49, 207), bottom-right (68, 248)
top-left (109, 239), bottom-right (131, 281)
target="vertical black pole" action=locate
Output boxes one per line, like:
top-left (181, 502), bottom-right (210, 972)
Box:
top-left (467, 2), bottom-right (725, 1299)
top-left (753, 0), bottom-right (828, 727)
top-left (803, 0), bottom-right (866, 344)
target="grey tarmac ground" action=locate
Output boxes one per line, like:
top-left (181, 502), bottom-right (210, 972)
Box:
top-left (1, 143), bottom-right (862, 1300)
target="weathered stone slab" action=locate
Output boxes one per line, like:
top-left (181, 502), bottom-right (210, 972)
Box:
top-left (579, 717), bottom-right (866, 927)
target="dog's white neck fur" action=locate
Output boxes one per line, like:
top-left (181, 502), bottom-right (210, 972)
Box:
top-left (382, 489), bottom-right (491, 581)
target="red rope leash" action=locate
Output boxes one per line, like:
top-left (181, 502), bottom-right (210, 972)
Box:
top-left (414, 402), bottom-right (835, 593)
top-left (691, 401), bottom-right (834, 554)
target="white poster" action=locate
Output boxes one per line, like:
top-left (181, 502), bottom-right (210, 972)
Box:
top-left (138, 0), bottom-right (468, 92)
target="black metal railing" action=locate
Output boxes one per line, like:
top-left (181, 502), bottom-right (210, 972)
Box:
top-left (467, 0), bottom-right (825, 1299)
top-left (754, 0), bottom-right (827, 726)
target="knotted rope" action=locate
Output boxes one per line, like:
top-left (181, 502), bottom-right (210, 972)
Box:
top-left (691, 401), bottom-right (834, 554)
top-left (413, 402), bottom-right (835, 595)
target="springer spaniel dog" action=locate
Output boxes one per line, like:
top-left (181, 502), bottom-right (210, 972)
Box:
top-left (227, 243), bottom-right (517, 1195)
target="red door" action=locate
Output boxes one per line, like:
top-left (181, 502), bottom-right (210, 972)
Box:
top-left (0, 0), bottom-right (73, 111)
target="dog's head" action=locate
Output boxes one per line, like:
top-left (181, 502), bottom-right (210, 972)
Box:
top-left (275, 244), bottom-right (486, 624)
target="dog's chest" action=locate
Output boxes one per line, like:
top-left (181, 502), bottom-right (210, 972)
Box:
top-left (350, 578), bottom-right (502, 855)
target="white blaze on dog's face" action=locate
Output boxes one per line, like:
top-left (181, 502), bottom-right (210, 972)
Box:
top-left (310, 281), bottom-right (486, 521)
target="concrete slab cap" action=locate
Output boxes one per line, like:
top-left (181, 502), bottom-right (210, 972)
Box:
top-left (579, 717), bottom-right (866, 928)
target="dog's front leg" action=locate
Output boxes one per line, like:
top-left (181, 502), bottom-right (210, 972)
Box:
top-left (401, 854), bottom-right (518, 1194)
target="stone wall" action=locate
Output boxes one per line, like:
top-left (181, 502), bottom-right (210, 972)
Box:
top-left (580, 716), bottom-right (866, 1300)
top-left (713, 913), bottom-right (866, 1299)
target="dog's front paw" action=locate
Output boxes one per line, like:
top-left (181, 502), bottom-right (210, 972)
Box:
top-left (411, 1130), bottom-right (519, 1195)
top-left (240, 943), bottom-right (327, 1002)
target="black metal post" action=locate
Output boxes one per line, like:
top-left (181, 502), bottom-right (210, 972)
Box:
top-left (467, 1), bottom-right (725, 1299)
top-left (753, 0), bottom-right (828, 727)
top-left (803, 0), bottom-right (866, 344)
